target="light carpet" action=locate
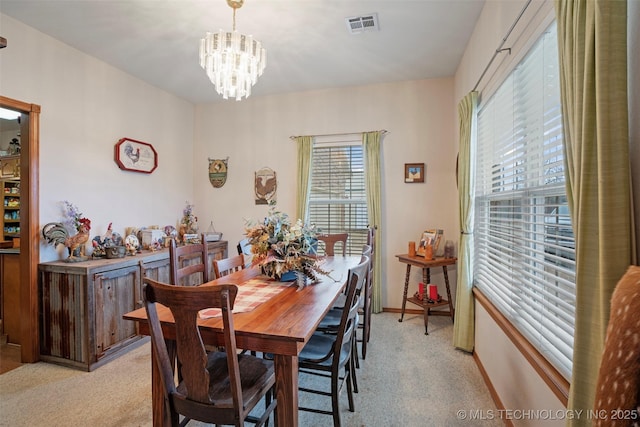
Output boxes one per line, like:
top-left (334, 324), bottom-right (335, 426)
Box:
top-left (0, 313), bottom-right (502, 426)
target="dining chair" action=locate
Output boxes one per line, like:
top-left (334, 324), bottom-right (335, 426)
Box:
top-left (360, 226), bottom-right (376, 355)
top-left (169, 236), bottom-right (210, 286)
top-left (317, 245), bottom-right (372, 386)
top-left (237, 238), bottom-right (254, 267)
top-left (143, 278), bottom-right (277, 427)
top-left (297, 255), bottom-right (369, 427)
top-left (317, 233), bottom-right (349, 256)
top-left (213, 254), bottom-right (245, 279)
top-left (237, 238), bottom-right (252, 256)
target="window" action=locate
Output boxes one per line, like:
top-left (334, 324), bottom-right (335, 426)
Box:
top-left (474, 22), bottom-right (576, 380)
top-left (306, 138), bottom-right (369, 255)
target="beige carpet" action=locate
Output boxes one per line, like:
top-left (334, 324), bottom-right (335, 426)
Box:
top-left (0, 313), bottom-right (501, 426)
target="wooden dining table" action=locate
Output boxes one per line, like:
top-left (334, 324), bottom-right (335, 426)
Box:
top-left (123, 255), bottom-right (360, 427)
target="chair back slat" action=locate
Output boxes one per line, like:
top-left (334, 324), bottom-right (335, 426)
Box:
top-left (213, 254), bottom-right (245, 279)
top-left (318, 233), bottom-right (349, 256)
top-left (169, 236), bottom-right (210, 286)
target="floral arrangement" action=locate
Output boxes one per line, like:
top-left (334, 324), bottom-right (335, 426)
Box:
top-left (181, 201), bottom-right (198, 234)
top-left (62, 201), bottom-right (91, 233)
top-left (245, 208), bottom-right (330, 287)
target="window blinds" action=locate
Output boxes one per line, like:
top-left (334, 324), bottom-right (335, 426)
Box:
top-left (474, 22), bottom-right (576, 379)
top-left (307, 143), bottom-right (369, 255)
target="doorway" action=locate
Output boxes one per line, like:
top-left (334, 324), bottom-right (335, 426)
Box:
top-left (0, 95), bottom-right (40, 364)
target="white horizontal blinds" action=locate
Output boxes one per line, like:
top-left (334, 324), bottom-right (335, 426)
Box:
top-left (474, 22), bottom-right (576, 380)
top-left (307, 141), bottom-right (369, 255)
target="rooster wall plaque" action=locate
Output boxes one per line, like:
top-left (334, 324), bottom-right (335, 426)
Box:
top-left (255, 167), bottom-right (277, 205)
top-left (114, 137), bottom-right (158, 174)
top-left (208, 157), bottom-right (228, 188)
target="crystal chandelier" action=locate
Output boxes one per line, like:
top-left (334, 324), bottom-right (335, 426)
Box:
top-left (199, 0), bottom-right (266, 101)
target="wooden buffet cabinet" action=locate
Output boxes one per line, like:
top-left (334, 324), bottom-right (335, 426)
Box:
top-left (38, 240), bottom-right (228, 371)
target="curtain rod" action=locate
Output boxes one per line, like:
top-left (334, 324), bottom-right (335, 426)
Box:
top-left (472, 0), bottom-right (532, 92)
top-left (290, 129), bottom-right (388, 140)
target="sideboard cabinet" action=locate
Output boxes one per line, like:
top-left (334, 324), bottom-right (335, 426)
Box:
top-left (39, 241), bottom-right (227, 371)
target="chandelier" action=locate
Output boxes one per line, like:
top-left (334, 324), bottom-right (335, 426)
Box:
top-left (199, 0), bottom-right (266, 101)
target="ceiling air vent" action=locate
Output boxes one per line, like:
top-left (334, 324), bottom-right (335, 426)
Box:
top-left (345, 13), bottom-right (379, 34)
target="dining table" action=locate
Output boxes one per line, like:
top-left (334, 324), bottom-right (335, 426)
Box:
top-left (123, 255), bottom-right (360, 427)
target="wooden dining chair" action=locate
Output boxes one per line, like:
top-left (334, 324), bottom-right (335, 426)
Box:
top-left (297, 255), bottom-right (369, 427)
top-left (317, 246), bottom-right (372, 388)
top-left (213, 254), bottom-right (245, 279)
top-left (317, 233), bottom-right (349, 256)
top-left (237, 238), bottom-right (252, 256)
top-left (143, 278), bottom-right (277, 427)
top-left (360, 226), bottom-right (376, 358)
top-left (169, 237), bottom-right (210, 286)
top-left (360, 226), bottom-right (376, 357)
top-left (236, 238), bottom-right (254, 268)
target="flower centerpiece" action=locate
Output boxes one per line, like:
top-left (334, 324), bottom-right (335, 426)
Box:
top-left (179, 201), bottom-right (199, 243)
top-left (245, 208), bottom-right (330, 287)
top-left (181, 201), bottom-right (198, 233)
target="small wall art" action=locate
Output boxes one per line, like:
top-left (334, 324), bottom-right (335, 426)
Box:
top-left (114, 138), bottom-right (158, 174)
top-left (208, 157), bottom-right (228, 188)
top-left (404, 163), bottom-right (425, 183)
top-left (255, 167), bottom-right (277, 205)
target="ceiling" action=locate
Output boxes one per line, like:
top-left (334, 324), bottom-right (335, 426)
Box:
top-left (0, 0), bottom-right (485, 105)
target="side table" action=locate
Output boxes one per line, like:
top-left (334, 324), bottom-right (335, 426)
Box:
top-left (396, 254), bottom-right (457, 335)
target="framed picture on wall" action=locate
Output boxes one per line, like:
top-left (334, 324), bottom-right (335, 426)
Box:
top-left (404, 163), bottom-right (425, 183)
top-left (114, 137), bottom-right (158, 174)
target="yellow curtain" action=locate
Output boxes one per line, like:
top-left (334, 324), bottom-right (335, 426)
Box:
top-left (363, 131), bottom-right (383, 313)
top-left (295, 136), bottom-right (313, 221)
top-left (452, 91), bottom-right (477, 352)
top-left (555, 0), bottom-right (635, 422)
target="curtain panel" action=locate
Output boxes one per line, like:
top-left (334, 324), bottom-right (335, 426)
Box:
top-left (363, 131), bottom-right (383, 313)
top-left (295, 136), bottom-right (313, 221)
top-left (555, 0), bottom-right (635, 422)
top-left (452, 91), bottom-right (477, 352)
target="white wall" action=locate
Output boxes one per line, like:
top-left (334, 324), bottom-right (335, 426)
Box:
top-left (0, 14), bottom-right (196, 262)
top-left (0, 12), bottom-right (460, 304)
top-left (453, 0), bottom-right (640, 423)
top-left (193, 80), bottom-right (458, 309)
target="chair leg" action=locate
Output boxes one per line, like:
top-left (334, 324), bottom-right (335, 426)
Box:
top-left (345, 363), bottom-right (355, 413)
top-left (351, 337), bottom-right (359, 394)
top-left (361, 310), bottom-right (370, 359)
top-left (331, 370), bottom-right (342, 427)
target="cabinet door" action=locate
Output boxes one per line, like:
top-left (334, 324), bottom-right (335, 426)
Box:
top-left (93, 265), bottom-right (140, 358)
top-left (141, 258), bottom-right (170, 284)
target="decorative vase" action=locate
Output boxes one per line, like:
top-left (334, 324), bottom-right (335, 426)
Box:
top-left (278, 270), bottom-right (297, 282)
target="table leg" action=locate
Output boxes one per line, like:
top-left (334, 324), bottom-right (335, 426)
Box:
top-left (398, 264), bottom-right (412, 322)
top-left (274, 354), bottom-right (299, 427)
top-left (443, 266), bottom-right (455, 322)
top-left (422, 267), bottom-right (430, 335)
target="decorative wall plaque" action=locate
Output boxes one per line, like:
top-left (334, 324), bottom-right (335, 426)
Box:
top-left (255, 167), bottom-right (277, 205)
top-left (208, 157), bottom-right (228, 188)
top-left (114, 138), bottom-right (158, 174)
